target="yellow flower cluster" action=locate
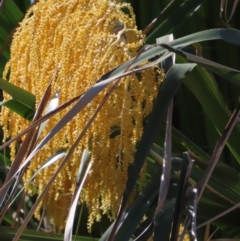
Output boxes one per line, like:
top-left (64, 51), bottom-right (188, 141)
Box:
top-left (1, 0), bottom-right (164, 229)
top-left (179, 224), bottom-right (191, 241)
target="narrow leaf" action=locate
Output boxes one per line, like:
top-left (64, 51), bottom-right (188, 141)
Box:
top-left (197, 101), bottom-right (240, 200)
top-left (146, 0), bottom-right (206, 44)
top-left (107, 63), bottom-right (196, 240)
top-left (9, 150), bottom-right (67, 208)
top-left (114, 168), bottom-right (161, 241)
top-left (36, 90), bottom-right (59, 140)
top-left (0, 78), bottom-right (35, 109)
top-left (0, 99), bottom-right (34, 121)
top-left (64, 150), bottom-right (92, 241)
top-left (153, 199), bottom-right (175, 241)
top-left (171, 153), bottom-right (193, 241)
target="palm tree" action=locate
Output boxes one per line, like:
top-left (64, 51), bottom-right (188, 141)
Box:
top-left (1, 0), bottom-right (240, 240)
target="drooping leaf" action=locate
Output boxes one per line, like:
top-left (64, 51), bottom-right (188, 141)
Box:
top-left (107, 63), bottom-right (196, 240)
top-left (153, 199), bottom-right (175, 241)
top-left (0, 226), bottom-right (97, 241)
top-left (0, 78), bottom-right (35, 110)
top-left (0, 99), bottom-right (34, 121)
top-left (113, 168), bottom-right (161, 241)
top-left (146, 0), bottom-right (207, 44)
top-left (64, 150), bottom-right (92, 241)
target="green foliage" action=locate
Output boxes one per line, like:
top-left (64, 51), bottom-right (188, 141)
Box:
top-left (1, 0), bottom-right (240, 240)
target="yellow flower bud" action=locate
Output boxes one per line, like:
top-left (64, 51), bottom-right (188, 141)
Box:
top-left (1, 0), bottom-right (164, 230)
